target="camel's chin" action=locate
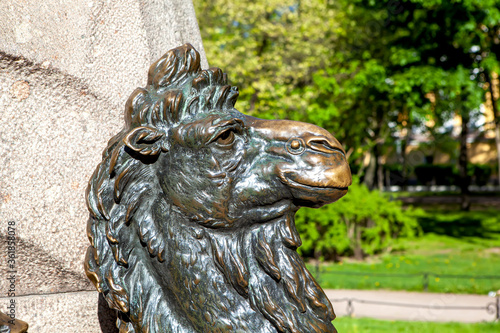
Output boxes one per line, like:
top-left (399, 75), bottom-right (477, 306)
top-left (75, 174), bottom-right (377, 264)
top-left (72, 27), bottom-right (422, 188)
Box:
top-left (286, 179), bottom-right (349, 208)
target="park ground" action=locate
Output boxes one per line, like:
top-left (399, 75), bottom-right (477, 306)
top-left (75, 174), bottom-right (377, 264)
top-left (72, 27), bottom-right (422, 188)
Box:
top-left (309, 193), bottom-right (500, 332)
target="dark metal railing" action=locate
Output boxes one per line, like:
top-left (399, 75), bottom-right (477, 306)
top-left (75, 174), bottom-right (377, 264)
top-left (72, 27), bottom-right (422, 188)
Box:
top-left (331, 296), bottom-right (500, 321)
top-left (312, 267), bottom-right (500, 321)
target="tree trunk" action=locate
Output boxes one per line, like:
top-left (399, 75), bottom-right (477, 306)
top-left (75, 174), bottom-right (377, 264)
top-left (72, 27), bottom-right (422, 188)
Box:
top-left (364, 141), bottom-right (385, 190)
top-left (495, 126), bottom-right (500, 185)
top-left (459, 107), bottom-right (470, 211)
top-left (401, 112), bottom-right (411, 190)
top-left (364, 108), bottom-right (385, 190)
top-left (363, 150), bottom-right (376, 189)
top-left (485, 70), bottom-right (500, 185)
top-left (376, 144), bottom-right (384, 190)
top-left (385, 168), bottom-right (391, 188)
top-left (353, 224), bottom-right (363, 260)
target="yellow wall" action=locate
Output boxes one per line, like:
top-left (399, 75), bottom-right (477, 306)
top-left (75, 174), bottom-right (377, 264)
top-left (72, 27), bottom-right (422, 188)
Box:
top-left (469, 142), bottom-right (497, 164)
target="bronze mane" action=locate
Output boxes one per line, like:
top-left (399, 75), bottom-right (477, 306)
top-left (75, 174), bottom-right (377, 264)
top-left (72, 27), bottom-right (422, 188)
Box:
top-left (84, 44), bottom-right (351, 333)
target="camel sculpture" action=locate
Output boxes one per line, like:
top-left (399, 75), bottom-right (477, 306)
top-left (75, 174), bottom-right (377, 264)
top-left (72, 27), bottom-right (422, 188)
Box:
top-left (84, 44), bottom-right (351, 333)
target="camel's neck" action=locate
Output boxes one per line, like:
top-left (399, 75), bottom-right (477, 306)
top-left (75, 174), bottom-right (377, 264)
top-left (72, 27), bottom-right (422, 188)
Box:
top-left (152, 218), bottom-right (277, 333)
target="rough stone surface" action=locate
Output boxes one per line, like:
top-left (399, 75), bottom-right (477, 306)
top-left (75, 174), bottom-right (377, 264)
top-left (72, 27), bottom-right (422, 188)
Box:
top-left (0, 53), bottom-right (121, 294)
top-left (0, 233), bottom-right (93, 295)
top-left (0, 0), bottom-right (206, 312)
top-left (0, 0), bottom-right (208, 110)
top-left (0, 291), bottom-right (114, 333)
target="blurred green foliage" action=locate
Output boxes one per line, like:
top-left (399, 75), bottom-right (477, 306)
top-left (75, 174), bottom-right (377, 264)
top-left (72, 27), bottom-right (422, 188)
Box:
top-left (295, 177), bottom-right (422, 260)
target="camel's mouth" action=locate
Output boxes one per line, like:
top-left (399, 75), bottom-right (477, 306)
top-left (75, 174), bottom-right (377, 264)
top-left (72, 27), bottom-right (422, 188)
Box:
top-left (275, 145), bottom-right (352, 205)
top-left (283, 176), bottom-right (349, 208)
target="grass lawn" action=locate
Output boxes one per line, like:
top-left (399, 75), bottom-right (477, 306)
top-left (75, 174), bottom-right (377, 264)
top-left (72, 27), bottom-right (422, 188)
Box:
top-left (308, 209), bottom-right (500, 294)
top-left (333, 317), bottom-right (499, 332)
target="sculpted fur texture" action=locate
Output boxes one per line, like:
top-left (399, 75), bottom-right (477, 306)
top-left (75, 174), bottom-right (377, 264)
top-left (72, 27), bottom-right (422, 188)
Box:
top-left (84, 44), bottom-right (352, 333)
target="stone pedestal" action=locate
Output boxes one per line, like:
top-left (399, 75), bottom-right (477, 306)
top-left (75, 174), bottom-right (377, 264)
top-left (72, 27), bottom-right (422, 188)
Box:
top-left (0, 1), bottom-right (206, 331)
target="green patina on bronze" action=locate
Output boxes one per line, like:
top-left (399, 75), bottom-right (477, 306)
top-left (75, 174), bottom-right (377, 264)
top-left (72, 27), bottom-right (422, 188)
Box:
top-left (84, 44), bottom-right (351, 332)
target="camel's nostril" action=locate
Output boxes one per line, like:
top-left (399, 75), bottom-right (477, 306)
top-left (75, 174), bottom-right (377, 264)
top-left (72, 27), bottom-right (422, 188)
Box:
top-left (286, 137), bottom-right (346, 156)
top-left (308, 139), bottom-right (345, 155)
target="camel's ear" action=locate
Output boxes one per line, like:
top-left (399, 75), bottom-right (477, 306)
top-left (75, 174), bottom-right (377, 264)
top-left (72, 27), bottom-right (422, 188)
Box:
top-left (123, 126), bottom-right (168, 156)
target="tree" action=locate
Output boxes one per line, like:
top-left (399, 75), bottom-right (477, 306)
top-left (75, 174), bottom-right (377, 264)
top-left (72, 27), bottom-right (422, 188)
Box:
top-left (320, 0), bottom-right (499, 202)
top-left (194, 1), bottom-right (343, 121)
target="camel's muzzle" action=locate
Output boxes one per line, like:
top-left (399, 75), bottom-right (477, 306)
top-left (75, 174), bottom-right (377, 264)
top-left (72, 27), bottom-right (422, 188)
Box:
top-left (244, 116), bottom-right (352, 208)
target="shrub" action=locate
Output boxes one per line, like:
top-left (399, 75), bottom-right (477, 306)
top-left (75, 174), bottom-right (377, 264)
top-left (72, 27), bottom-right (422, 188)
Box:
top-left (434, 164), bottom-right (458, 186)
top-left (295, 177), bottom-right (422, 260)
top-left (414, 164), bottom-right (435, 185)
top-left (414, 164), bottom-right (458, 186)
top-left (384, 164), bottom-right (404, 186)
top-left (468, 164), bottom-right (492, 186)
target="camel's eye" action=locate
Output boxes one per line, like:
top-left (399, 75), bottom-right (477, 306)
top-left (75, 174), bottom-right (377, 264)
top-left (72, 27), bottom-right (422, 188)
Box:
top-left (207, 118), bottom-right (244, 147)
top-left (215, 129), bottom-right (235, 146)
